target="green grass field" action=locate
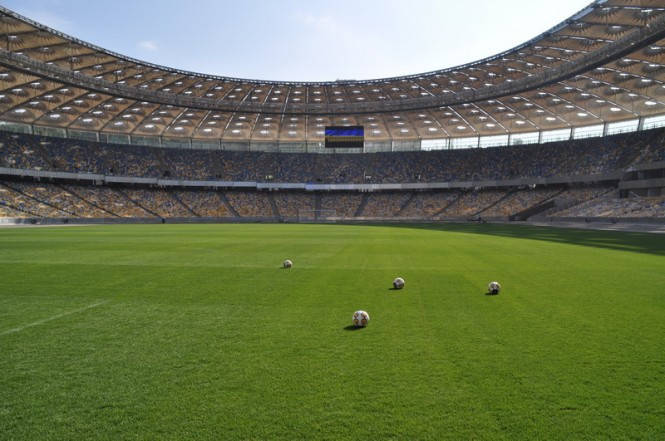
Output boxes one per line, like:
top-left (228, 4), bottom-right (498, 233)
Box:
top-left (1, 223), bottom-right (664, 440)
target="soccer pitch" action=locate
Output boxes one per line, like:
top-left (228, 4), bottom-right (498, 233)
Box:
top-left (1, 223), bottom-right (663, 440)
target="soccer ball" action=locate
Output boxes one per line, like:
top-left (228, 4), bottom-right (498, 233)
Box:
top-left (352, 310), bottom-right (370, 327)
top-left (283, 260), bottom-right (292, 268)
top-left (488, 281), bottom-right (501, 294)
top-left (393, 277), bottom-right (405, 289)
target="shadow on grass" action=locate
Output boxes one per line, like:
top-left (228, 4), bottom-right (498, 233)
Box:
top-left (388, 287), bottom-right (402, 291)
top-left (485, 292), bottom-right (500, 296)
top-left (341, 222), bottom-right (665, 257)
top-left (343, 325), bottom-right (365, 331)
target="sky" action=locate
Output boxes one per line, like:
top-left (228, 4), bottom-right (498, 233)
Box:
top-left (3, 0), bottom-right (593, 82)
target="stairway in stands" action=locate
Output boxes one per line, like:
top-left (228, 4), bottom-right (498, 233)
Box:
top-left (170, 191), bottom-right (199, 217)
top-left (395, 192), bottom-right (416, 216)
top-left (267, 192), bottom-right (280, 218)
top-left (60, 184), bottom-right (119, 217)
top-left (433, 190), bottom-right (467, 217)
top-left (114, 189), bottom-right (159, 218)
top-left (473, 189), bottom-right (518, 217)
top-left (218, 192), bottom-right (239, 217)
top-left (354, 193), bottom-right (369, 217)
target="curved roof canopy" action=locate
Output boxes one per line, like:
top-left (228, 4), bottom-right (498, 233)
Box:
top-left (1, 0), bottom-right (665, 143)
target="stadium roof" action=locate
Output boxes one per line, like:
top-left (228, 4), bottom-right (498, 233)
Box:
top-left (1, 0), bottom-right (665, 144)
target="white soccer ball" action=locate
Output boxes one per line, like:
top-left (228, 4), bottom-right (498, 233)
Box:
top-left (488, 281), bottom-right (501, 294)
top-left (283, 260), bottom-right (292, 268)
top-left (352, 310), bottom-right (370, 327)
top-left (393, 277), bottom-right (405, 289)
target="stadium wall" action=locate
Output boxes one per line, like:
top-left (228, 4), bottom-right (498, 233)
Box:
top-left (2, 216), bottom-right (664, 227)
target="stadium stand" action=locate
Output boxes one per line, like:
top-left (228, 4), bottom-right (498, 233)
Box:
top-left (225, 191), bottom-right (274, 218)
top-left (273, 192), bottom-right (315, 218)
top-left (2, 128), bottom-right (664, 184)
top-left (0, 125), bottom-right (664, 223)
top-left (61, 184), bottom-right (153, 218)
top-left (173, 190), bottom-right (234, 218)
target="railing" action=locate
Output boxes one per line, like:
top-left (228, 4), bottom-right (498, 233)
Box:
top-left (0, 166), bottom-right (623, 191)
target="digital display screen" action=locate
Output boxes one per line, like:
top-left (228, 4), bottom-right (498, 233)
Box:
top-left (325, 126), bottom-right (364, 148)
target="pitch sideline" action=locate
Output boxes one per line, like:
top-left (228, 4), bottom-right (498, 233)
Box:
top-left (0, 299), bottom-right (110, 336)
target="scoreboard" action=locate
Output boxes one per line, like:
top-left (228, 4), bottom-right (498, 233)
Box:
top-left (325, 126), bottom-right (364, 148)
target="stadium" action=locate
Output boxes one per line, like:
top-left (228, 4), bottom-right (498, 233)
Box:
top-left (1, 1), bottom-right (664, 439)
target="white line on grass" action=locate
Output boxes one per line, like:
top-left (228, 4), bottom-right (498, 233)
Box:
top-left (0, 299), bottom-right (110, 336)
